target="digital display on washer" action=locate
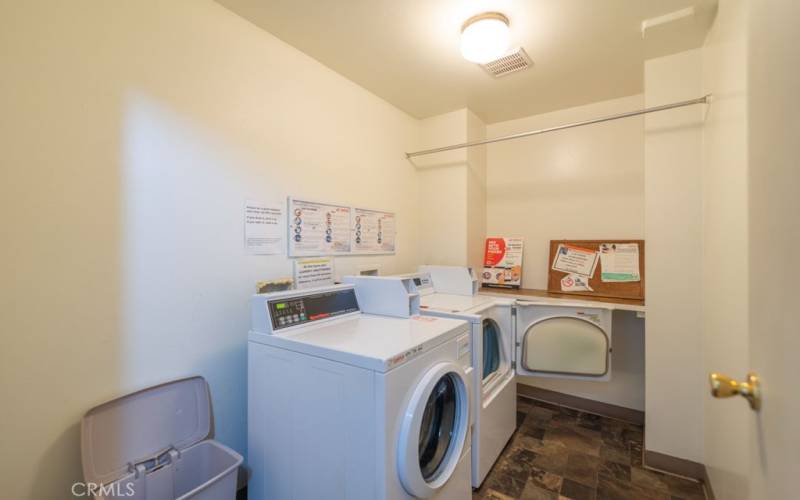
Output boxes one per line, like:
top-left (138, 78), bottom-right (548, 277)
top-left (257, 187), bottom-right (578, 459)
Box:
top-left (268, 289), bottom-right (359, 330)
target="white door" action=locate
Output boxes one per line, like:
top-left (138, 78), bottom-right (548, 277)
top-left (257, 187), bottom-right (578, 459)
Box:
top-left (746, 1), bottom-right (799, 497)
top-left (515, 302), bottom-right (613, 381)
top-left (704, 2), bottom-right (800, 499)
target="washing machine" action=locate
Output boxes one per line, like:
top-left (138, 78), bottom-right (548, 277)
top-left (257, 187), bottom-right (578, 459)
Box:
top-left (248, 281), bottom-right (473, 500)
top-left (406, 266), bottom-right (517, 488)
top-left (514, 299), bottom-right (613, 381)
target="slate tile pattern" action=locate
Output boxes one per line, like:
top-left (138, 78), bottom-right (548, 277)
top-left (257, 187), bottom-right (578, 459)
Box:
top-left (473, 396), bottom-right (707, 500)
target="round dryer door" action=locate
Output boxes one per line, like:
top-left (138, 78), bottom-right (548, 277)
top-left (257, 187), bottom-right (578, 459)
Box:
top-left (522, 316), bottom-right (609, 377)
top-left (397, 362), bottom-right (469, 498)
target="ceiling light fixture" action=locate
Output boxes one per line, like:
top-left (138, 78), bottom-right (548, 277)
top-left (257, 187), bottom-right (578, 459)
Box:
top-left (460, 12), bottom-right (511, 64)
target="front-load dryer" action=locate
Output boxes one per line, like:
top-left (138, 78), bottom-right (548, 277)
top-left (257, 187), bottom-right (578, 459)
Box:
top-left (248, 283), bottom-right (473, 500)
top-left (514, 300), bottom-right (613, 381)
top-left (399, 268), bottom-right (517, 488)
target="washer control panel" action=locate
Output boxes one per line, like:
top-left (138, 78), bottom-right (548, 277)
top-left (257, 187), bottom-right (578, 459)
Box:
top-left (267, 288), bottom-right (359, 331)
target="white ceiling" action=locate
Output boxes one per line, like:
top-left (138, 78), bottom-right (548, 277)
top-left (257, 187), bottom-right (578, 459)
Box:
top-left (217, 0), bottom-right (717, 123)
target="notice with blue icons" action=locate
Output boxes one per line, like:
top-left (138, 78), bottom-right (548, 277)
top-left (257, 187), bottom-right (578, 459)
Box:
top-left (352, 208), bottom-right (396, 254)
top-left (288, 198), bottom-right (352, 256)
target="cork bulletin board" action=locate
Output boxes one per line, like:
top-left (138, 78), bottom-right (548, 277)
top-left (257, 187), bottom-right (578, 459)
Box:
top-left (547, 240), bottom-right (645, 301)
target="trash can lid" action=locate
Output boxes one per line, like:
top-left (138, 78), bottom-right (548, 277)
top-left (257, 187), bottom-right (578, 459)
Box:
top-left (81, 376), bottom-right (212, 486)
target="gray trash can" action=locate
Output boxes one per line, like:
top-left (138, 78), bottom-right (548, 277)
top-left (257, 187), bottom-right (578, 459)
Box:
top-left (81, 377), bottom-right (243, 500)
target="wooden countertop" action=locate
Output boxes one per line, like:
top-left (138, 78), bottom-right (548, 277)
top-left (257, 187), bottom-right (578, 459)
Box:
top-left (479, 287), bottom-right (646, 313)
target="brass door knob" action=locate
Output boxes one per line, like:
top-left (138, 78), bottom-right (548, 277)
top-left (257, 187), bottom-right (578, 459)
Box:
top-left (709, 372), bottom-right (761, 411)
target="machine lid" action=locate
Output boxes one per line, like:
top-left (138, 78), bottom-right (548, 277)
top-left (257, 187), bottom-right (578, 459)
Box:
top-left (420, 292), bottom-right (496, 314)
top-left (81, 376), bottom-right (212, 486)
top-left (249, 314), bottom-right (469, 372)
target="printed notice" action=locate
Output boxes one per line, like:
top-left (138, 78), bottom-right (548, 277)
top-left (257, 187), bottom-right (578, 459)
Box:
top-left (599, 243), bottom-right (640, 282)
top-left (551, 244), bottom-right (599, 277)
top-left (294, 258), bottom-right (335, 289)
top-left (288, 198), bottom-right (352, 256)
top-left (352, 208), bottom-right (396, 254)
top-left (244, 200), bottom-right (284, 255)
top-left (561, 273), bottom-right (594, 292)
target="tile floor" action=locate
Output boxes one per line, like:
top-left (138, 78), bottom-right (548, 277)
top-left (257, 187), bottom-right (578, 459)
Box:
top-left (473, 396), bottom-right (707, 500)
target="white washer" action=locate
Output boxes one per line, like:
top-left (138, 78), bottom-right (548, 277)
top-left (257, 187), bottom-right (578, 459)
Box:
top-left (248, 284), bottom-right (473, 500)
top-left (410, 267), bottom-right (517, 488)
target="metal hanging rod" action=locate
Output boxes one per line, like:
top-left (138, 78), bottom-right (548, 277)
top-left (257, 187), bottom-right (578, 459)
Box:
top-left (405, 94), bottom-right (711, 158)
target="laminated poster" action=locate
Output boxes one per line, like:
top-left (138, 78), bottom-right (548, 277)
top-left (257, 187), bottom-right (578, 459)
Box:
top-left (482, 237), bottom-right (524, 288)
top-left (288, 198), bottom-right (351, 256)
top-left (352, 208), bottom-right (396, 254)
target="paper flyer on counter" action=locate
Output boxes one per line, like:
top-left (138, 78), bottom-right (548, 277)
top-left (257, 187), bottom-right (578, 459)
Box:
top-left (482, 237), bottom-right (524, 288)
top-left (244, 200), bottom-right (284, 255)
top-left (352, 208), bottom-right (396, 254)
top-left (288, 198), bottom-right (352, 256)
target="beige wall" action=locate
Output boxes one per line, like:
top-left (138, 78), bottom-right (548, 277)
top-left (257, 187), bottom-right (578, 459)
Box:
top-left (486, 95), bottom-right (646, 290)
top-left (0, 1), bottom-right (422, 498)
top-left (644, 49), bottom-right (705, 463)
top-left (486, 96), bottom-right (646, 411)
top-left (415, 108), bottom-right (486, 269)
top-left (701, 1), bottom-right (750, 497)
top-left (466, 110), bottom-right (488, 272)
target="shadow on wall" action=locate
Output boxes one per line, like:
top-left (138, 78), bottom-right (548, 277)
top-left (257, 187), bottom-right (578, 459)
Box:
top-left (120, 90), bottom-right (263, 464)
top-left (29, 423), bottom-right (82, 500)
top-left (26, 89), bottom-right (259, 499)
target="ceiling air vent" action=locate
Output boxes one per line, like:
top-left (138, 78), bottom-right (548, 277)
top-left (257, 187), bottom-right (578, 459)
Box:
top-left (480, 47), bottom-right (532, 78)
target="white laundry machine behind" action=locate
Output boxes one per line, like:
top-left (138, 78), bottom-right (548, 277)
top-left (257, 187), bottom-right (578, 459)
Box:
top-left (248, 281), bottom-right (473, 500)
top-left (410, 266), bottom-right (616, 488)
top-left (402, 267), bottom-right (517, 488)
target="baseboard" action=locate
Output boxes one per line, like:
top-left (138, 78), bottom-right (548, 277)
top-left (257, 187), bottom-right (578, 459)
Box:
top-left (702, 466), bottom-right (716, 500)
top-left (516, 383), bottom-right (645, 425)
top-left (643, 449), bottom-right (705, 480)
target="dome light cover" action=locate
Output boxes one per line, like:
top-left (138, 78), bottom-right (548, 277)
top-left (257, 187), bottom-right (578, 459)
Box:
top-left (460, 12), bottom-right (511, 64)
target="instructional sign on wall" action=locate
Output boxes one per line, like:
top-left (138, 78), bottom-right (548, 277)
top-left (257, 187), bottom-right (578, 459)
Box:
top-left (599, 242), bottom-right (640, 282)
top-left (293, 258), bottom-right (335, 289)
top-left (352, 208), bottom-right (396, 254)
top-left (288, 198), bottom-right (352, 256)
top-left (244, 200), bottom-right (284, 255)
top-left (551, 244), bottom-right (599, 277)
top-left (482, 237), bottom-right (524, 288)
